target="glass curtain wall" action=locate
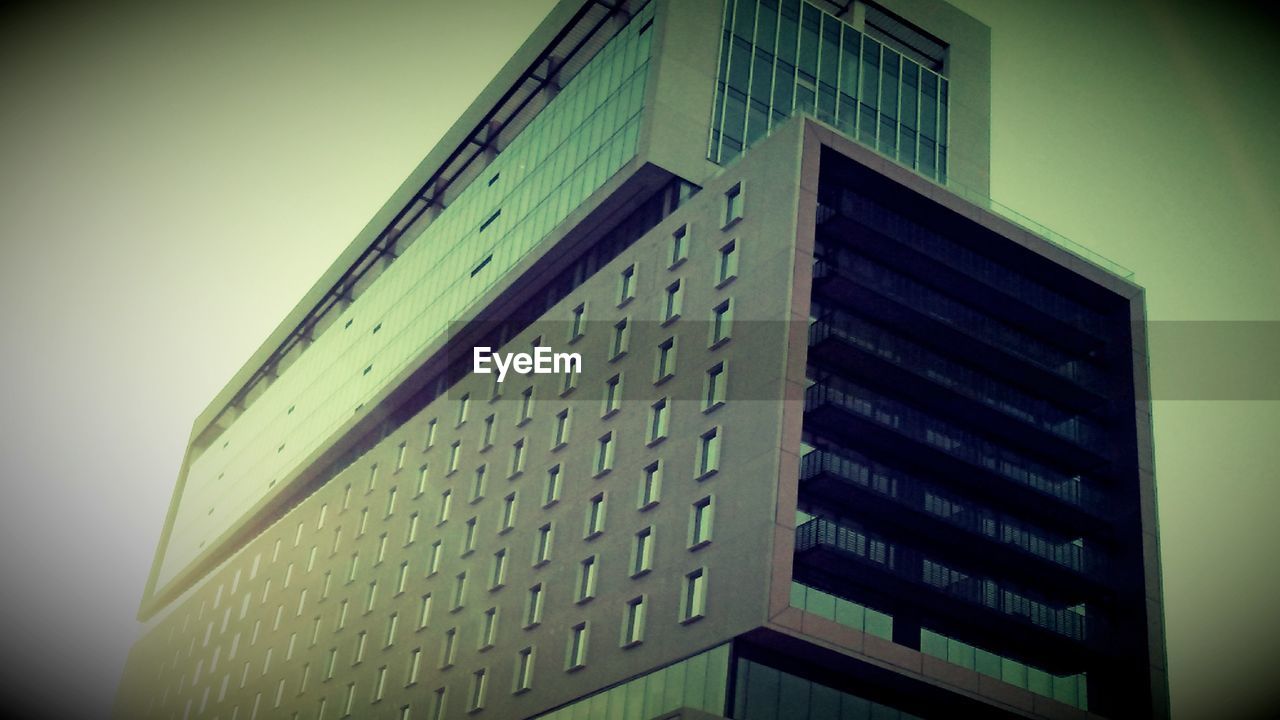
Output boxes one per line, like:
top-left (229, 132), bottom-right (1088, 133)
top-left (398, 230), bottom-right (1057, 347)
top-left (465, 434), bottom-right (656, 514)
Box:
top-left (709, 0), bottom-right (949, 181)
top-left (160, 4), bottom-right (655, 588)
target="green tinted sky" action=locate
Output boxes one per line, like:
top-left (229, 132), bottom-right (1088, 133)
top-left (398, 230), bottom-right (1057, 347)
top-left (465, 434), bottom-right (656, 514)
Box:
top-left (0, 1), bottom-right (1276, 717)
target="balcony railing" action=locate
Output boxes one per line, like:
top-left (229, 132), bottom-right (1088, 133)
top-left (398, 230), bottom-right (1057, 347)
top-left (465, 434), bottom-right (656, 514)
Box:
top-left (808, 313), bottom-right (1108, 452)
top-left (795, 517), bottom-right (1087, 642)
top-left (812, 256), bottom-right (1108, 395)
top-left (799, 450), bottom-right (1099, 575)
top-left (803, 381), bottom-right (1107, 515)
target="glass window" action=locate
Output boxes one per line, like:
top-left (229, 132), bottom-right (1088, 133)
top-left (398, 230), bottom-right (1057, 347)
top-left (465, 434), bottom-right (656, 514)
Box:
top-left (567, 623), bottom-right (589, 670)
top-left (682, 569), bottom-right (707, 622)
top-left (510, 438), bottom-right (526, 476)
top-left (670, 225), bottom-right (689, 268)
top-left (663, 281), bottom-right (683, 323)
top-left (656, 337), bottom-right (676, 382)
top-left (697, 428), bottom-right (721, 478)
top-left (612, 318), bottom-right (630, 359)
top-left (717, 239), bottom-right (738, 286)
top-left (623, 596), bottom-right (646, 647)
top-left (595, 433), bottom-right (615, 476)
top-left (603, 373), bottom-right (623, 417)
top-left (711, 299), bottom-right (733, 346)
top-left (578, 556), bottom-right (598, 602)
top-left (704, 362), bottom-right (727, 411)
top-left (515, 647), bottom-right (535, 693)
top-left (724, 182), bottom-right (743, 226)
top-left (619, 264), bottom-right (637, 306)
top-left (457, 393), bottom-right (470, 427)
top-left (648, 398), bottom-right (669, 444)
top-left (640, 461), bottom-right (662, 509)
top-left (526, 584), bottom-right (545, 627)
top-left (482, 414), bottom-right (496, 449)
top-left (544, 467), bottom-right (562, 508)
top-left (491, 549), bottom-right (508, 589)
top-left (632, 527), bottom-right (654, 576)
top-left (535, 523), bottom-right (553, 566)
top-left (553, 409), bottom-right (571, 448)
top-left (501, 492), bottom-right (517, 533)
top-left (570, 302), bottom-right (587, 342)
top-left (480, 607), bottom-right (498, 649)
top-left (519, 386), bottom-right (535, 425)
top-left (691, 497), bottom-right (713, 548)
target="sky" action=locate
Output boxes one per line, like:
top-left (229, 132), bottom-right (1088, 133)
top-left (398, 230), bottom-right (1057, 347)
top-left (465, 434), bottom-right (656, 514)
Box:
top-left (0, 1), bottom-right (1277, 718)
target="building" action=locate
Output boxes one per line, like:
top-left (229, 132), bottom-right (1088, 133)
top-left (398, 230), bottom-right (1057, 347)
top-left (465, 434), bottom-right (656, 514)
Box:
top-left (115, 1), bottom-right (1169, 718)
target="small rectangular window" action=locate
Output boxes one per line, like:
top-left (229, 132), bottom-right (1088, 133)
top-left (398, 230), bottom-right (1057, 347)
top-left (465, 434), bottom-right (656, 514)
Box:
top-left (437, 490), bottom-right (452, 525)
top-left (417, 594), bottom-right (432, 629)
top-left (415, 465), bottom-right (429, 496)
top-left (468, 669), bottom-right (487, 712)
top-left (611, 318), bottom-right (630, 360)
top-left (439, 628), bottom-right (457, 669)
top-left (682, 569), bottom-right (707, 622)
top-left (704, 362), bottom-right (727, 411)
top-left (385, 487), bottom-right (398, 518)
top-left (640, 461), bottom-right (662, 509)
top-left (622, 596), bottom-right (646, 647)
top-left (430, 687), bottom-right (447, 720)
top-left (724, 182), bottom-right (744, 227)
top-left (463, 517), bottom-right (478, 555)
top-left (691, 497), bottom-right (714, 548)
top-left (655, 337), bottom-right (676, 383)
top-left (560, 364), bottom-right (579, 396)
top-left (602, 373), bottom-right (622, 417)
top-left (585, 494), bottom-right (606, 538)
top-left (510, 438), bottom-right (526, 477)
top-left (367, 464), bottom-right (379, 494)
top-left (525, 584), bottom-right (544, 627)
top-left (406, 648), bottom-right (422, 687)
top-left (566, 623), bottom-right (589, 670)
top-left (519, 386), bottom-right (535, 425)
top-left (479, 607), bottom-right (498, 649)
top-left (717, 239), bottom-right (739, 286)
top-left (552, 409), bottom-right (571, 449)
top-left (698, 428), bottom-right (721, 478)
top-left (424, 419), bottom-right (438, 449)
top-left (663, 280), bottom-right (683, 323)
top-left (427, 541), bottom-right (442, 576)
top-left (405, 513), bottom-right (419, 546)
top-left (501, 492), bottom-right (517, 533)
top-left (618, 264), bottom-right (636, 306)
top-left (447, 441), bottom-right (461, 474)
top-left (534, 523), bottom-right (553, 566)
top-left (670, 224), bottom-right (689, 268)
top-left (452, 572), bottom-right (467, 611)
top-left (396, 562), bottom-right (409, 594)
top-left (490, 549), bottom-right (508, 590)
top-left (543, 467), bottom-right (561, 508)
top-left (514, 647), bottom-right (535, 693)
top-left (711, 299), bottom-right (733, 347)
top-left (470, 466), bottom-right (487, 503)
top-left (482, 414), bottom-right (496, 449)
top-left (395, 443), bottom-right (407, 472)
top-left (632, 527), bottom-right (653, 577)
top-left (577, 556), bottom-right (597, 603)
top-left (648, 398), bottom-right (669, 444)
top-left (385, 612), bottom-right (399, 647)
top-left (595, 433), bottom-right (614, 477)
top-left (570, 303), bottom-right (586, 342)
top-left (457, 393), bottom-right (470, 427)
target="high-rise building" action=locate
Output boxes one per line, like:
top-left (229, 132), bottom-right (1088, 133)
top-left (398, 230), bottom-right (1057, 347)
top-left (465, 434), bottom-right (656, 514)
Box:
top-left (116, 1), bottom-right (1168, 718)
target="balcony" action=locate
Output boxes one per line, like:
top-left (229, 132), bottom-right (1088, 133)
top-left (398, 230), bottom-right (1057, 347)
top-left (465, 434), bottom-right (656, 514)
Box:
top-left (802, 381), bottom-right (1110, 528)
top-left (798, 450), bottom-right (1109, 597)
top-left (811, 257), bottom-right (1109, 409)
top-left (807, 313), bottom-right (1110, 469)
top-left (794, 517), bottom-right (1094, 666)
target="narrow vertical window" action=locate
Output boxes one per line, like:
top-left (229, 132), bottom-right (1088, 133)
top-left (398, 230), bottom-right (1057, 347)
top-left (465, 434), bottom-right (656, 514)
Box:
top-left (670, 224), bottom-right (689, 268)
top-left (405, 512), bottom-right (419, 546)
top-left (618, 264), bottom-right (636, 306)
top-left (482, 414), bottom-right (496, 449)
top-left (663, 280), bottom-right (683, 323)
top-left (552, 409), bottom-right (571, 448)
top-left (395, 443), bottom-right (407, 472)
top-left (463, 517), bottom-right (478, 555)
top-left (640, 461), bottom-right (662, 509)
top-left (452, 572), bottom-right (467, 611)
top-left (447, 441), bottom-right (461, 474)
top-left (704, 362), bottom-right (727, 411)
top-left (519, 386), bottom-right (534, 424)
top-left (427, 541), bottom-right (442, 576)
top-left (585, 494), bottom-right (606, 538)
top-left (595, 433), bottom-right (614, 476)
top-left (648, 398), bottom-right (669, 444)
top-left (406, 648), bottom-right (422, 687)
top-left (724, 182), bottom-right (744, 227)
top-left (632, 527), bottom-right (653, 576)
top-left (501, 492), bottom-right (517, 533)
top-left (471, 465), bottom-right (487, 503)
top-left (526, 583), bottom-right (544, 627)
top-left (534, 523), bottom-right (553, 566)
top-left (560, 363), bottom-right (578, 395)
top-left (440, 628), bottom-right (457, 668)
top-left (622, 596), bottom-right (646, 647)
top-left (602, 373), bottom-right (622, 417)
top-left (543, 466), bottom-right (561, 508)
top-left (566, 623), bottom-right (588, 670)
top-left (396, 561), bottom-right (409, 594)
top-left (437, 490), bottom-right (451, 525)
top-left (424, 418), bottom-right (437, 449)
top-left (479, 607), bottom-right (498, 649)
top-left (385, 613), bottom-right (399, 647)
top-left (430, 687), bottom-right (446, 720)
top-left (514, 647), bottom-right (535, 693)
top-left (717, 239), bottom-right (739, 286)
top-left (468, 668), bottom-right (487, 712)
top-left (457, 393), bottom-right (470, 427)
top-left (711, 299), bottom-right (733, 346)
top-left (655, 337), bottom-right (676, 382)
top-left (682, 569), bottom-right (707, 622)
top-left (570, 303), bottom-right (587, 342)
top-left (490, 549), bottom-right (508, 590)
top-left (367, 464), bottom-right (379, 494)
top-left (691, 497), bottom-right (714, 548)
top-left (510, 438), bottom-right (526, 476)
top-left (417, 594), bottom-right (432, 629)
top-left (698, 428), bottom-right (722, 478)
top-left (385, 487), bottom-right (398, 517)
top-left (577, 556), bottom-right (597, 603)
top-left (611, 318), bottom-right (630, 359)
top-left (415, 464), bottom-right (429, 496)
